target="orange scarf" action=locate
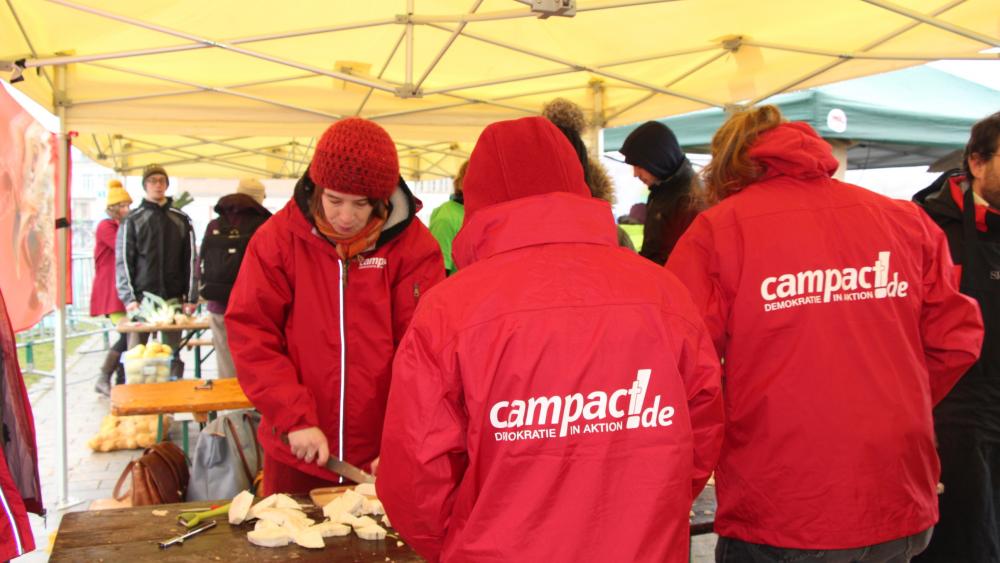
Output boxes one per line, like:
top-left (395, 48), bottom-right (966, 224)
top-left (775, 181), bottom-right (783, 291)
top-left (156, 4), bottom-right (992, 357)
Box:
top-left (314, 206), bottom-right (387, 261)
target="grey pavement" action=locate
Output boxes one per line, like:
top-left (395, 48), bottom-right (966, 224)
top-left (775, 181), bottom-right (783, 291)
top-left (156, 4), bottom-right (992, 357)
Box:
top-left (17, 334), bottom-right (719, 562)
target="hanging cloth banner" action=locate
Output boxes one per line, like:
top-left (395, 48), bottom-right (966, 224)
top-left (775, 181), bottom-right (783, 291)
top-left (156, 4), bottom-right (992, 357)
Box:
top-left (0, 86), bottom-right (61, 333)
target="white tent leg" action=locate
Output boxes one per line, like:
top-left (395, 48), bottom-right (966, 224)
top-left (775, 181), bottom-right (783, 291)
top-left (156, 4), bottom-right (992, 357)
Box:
top-left (586, 79), bottom-right (605, 161)
top-left (54, 64), bottom-right (82, 511)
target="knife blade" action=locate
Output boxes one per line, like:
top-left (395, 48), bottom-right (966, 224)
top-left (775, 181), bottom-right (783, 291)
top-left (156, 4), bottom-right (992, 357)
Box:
top-left (280, 434), bottom-right (375, 483)
top-left (325, 456), bottom-right (375, 484)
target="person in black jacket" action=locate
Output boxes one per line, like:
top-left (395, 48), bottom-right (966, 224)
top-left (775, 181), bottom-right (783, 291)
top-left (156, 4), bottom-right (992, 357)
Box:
top-left (619, 121), bottom-right (703, 265)
top-left (115, 164), bottom-right (198, 377)
top-left (912, 111), bottom-right (1000, 563)
top-left (199, 178), bottom-right (271, 378)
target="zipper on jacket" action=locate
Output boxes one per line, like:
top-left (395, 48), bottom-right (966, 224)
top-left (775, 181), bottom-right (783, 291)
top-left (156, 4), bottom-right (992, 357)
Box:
top-left (0, 481), bottom-right (25, 556)
top-left (337, 258), bottom-right (347, 484)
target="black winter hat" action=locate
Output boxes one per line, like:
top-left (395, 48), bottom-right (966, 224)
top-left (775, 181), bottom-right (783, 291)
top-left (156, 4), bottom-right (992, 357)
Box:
top-left (619, 121), bottom-right (685, 181)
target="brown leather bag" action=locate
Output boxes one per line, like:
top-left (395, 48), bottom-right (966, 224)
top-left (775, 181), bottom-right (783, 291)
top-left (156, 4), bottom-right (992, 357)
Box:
top-left (113, 442), bottom-right (189, 506)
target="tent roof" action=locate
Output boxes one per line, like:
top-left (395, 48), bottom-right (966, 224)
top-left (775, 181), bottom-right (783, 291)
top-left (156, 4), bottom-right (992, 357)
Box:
top-left (605, 65), bottom-right (1000, 169)
top-left (3, 0), bottom-right (998, 178)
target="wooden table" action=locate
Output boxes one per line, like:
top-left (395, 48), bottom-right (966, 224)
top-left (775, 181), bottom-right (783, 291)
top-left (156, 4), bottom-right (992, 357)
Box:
top-left (116, 319), bottom-right (211, 334)
top-left (111, 378), bottom-right (252, 453)
top-left (50, 498), bottom-right (422, 562)
top-left (51, 491), bottom-right (716, 562)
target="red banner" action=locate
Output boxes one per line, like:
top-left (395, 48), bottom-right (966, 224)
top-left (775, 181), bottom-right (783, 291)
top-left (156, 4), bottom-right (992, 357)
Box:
top-left (0, 87), bottom-right (59, 332)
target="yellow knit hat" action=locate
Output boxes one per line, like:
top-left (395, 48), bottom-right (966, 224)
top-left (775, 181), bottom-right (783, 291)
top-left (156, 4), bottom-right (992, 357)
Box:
top-left (106, 180), bottom-right (132, 207)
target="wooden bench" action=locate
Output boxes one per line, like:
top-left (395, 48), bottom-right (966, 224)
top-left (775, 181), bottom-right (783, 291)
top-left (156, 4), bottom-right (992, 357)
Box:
top-left (110, 378), bottom-right (252, 454)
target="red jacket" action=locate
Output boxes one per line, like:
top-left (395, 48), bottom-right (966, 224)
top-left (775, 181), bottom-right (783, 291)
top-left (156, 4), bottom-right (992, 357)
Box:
top-left (90, 219), bottom-right (125, 316)
top-left (378, 117), bottom-right (724, 563)
top-left (666, 122), bottom-right (984, 549)
top-left (226, 179), bottom-right (444, 488)
top-left (0, 286), bottom-right (42, 561)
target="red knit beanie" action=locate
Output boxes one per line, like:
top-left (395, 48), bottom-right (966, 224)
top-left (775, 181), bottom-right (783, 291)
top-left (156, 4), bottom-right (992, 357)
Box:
top-left (309, 118), bottom-right (399, 200)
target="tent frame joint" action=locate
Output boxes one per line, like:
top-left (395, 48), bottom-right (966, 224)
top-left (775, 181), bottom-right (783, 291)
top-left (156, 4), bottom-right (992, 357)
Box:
top-left (395, 84), bottom-right (423, 98)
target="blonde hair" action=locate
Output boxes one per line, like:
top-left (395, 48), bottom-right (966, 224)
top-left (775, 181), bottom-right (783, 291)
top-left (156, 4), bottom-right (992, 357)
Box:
top-left (703, 105), bottom-right (785, 202)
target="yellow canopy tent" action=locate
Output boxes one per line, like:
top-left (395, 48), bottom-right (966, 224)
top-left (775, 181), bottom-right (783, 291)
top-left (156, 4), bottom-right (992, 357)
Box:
top-left (3, 0), bottom-right (998, 179)
top-left (1, 0), bottom-right (997, 511)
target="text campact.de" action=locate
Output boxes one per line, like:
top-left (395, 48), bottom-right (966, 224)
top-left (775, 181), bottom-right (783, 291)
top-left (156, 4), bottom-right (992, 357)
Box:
top-left (759, 251), bottom-right (910, 312)
top-left (489, 370), bottom-right (677, 442)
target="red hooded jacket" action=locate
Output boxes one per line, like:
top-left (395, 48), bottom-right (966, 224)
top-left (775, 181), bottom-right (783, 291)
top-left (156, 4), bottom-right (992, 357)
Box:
top-left (226, 177), bottom-right (444, 490)
top-left (378, 117), bottom-right (724, 562)
top-left (666, 122), bottom-right (984, 549)
top-left (0, 286), bottom-right (42, 561)
top-left (90, 219), bottom-right (126, 316)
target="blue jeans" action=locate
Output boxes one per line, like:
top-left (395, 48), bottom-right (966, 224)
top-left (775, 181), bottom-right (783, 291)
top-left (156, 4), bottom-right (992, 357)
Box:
top-left (716, 528), bottom-right (932, 563)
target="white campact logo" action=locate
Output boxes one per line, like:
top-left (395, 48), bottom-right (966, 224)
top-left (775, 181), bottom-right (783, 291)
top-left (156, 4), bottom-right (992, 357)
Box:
top-left (489, 369), bottom-right (675, 442)
top-left (358, 256), bottom-right (387, 270)
top-left (760, 251), bottom-right (909, 312)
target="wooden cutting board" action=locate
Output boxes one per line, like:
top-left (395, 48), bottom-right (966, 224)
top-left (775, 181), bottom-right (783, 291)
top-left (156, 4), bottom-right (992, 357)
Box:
top-left (309, 485), bottom-right (378, 509)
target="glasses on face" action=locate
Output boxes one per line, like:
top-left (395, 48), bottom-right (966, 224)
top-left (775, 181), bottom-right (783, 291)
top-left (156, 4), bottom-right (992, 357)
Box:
top-left (145, 176), bottom-right (168, 186)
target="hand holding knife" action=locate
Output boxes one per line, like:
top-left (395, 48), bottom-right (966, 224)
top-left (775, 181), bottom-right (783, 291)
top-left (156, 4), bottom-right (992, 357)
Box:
top-left (281, 430), bottom-right (375, 484)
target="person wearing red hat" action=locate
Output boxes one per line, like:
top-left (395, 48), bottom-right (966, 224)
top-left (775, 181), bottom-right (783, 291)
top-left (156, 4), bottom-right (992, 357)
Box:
top-left (225, 118), bottom-right (445, 495)
top-left (377, 116), bottom-right (724, 562)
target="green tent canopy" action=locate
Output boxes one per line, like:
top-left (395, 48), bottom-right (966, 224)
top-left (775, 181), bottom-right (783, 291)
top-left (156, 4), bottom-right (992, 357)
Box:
top-left (604, 66), bottom-right (1000, 170)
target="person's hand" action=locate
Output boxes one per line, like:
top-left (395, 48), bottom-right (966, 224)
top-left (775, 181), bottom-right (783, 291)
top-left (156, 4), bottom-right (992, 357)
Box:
top-left (370, 456), bottom-right (380, 476)
top-left (288, 427), bottom-right (329, 466)
top-left (126, 301), bottom-right (140, 312)
top-left (182, 303), bottom-right (197, 316)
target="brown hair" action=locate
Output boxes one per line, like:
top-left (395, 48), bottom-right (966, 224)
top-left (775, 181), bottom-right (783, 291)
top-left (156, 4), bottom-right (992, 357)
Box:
top-left (308, 187), bottom-right (387, 222)
top-left (703, 105), bottom-right (785, 202)
top-left (453, 160), bottom-right (469, 195)
top-left (964, 111), bottom-right (1000, 179)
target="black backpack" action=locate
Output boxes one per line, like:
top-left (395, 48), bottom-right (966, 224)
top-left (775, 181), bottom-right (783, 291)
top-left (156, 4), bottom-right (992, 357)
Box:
top-left (199, 215), bottom-right (268, 302)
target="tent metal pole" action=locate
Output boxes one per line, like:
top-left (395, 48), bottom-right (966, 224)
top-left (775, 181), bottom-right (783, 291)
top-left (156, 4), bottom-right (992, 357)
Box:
top-left (741, 39), bottom-right (997, 60)
top-left (405, 0), bottom-right (415, 88)
top-left (421, 44), bottom-right (720, 96)
top-left (45, 0), bottom-right (400, 93)
top-left (53, 64), bottom-right (82, 511)
top-left (19, 19), bottom-right (397, 69)
top-left (356, 28), bottom-right (408, 116)
top-left (587, 79), bottom-right (605, 161)
top-left (5, 0), bottom-right (54, 90)
top-left (87, 62), bottom-right (342, 120)
top-left (747, 0), bottom-right (967, 105)
top-left (426, 23), bottom-right (723, 107)
top-left (862, 0), bottom-right (999, 47)
top-left (105, 136), bottom-right (251, 159)
top-left (71, 73), bottom-right (316, 107)
top-left (604, 49), bottom-right (729, 123)
top-left (414, 0), bottom-right (484, 91)
top-left (409, 0), bottom-right (676, 23)
top-left (182, 136), bottom-right (312, 166)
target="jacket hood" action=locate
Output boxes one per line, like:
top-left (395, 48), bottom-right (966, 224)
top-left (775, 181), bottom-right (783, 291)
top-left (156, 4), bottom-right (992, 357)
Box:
top-left (747, 122), bottom-right (839, 181)
top-left (290, 169), bottom-right (420, 250)
top-left (213, 193), bottom-right (272, 217)
top-left (913, 169), bottom-right (963, 222)
top-left (462, 116), bottom-right (590, 222)
top-left (453, 192), bottom-right (617, 268)
top-left (620, 120), bottom-right (686, 180)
